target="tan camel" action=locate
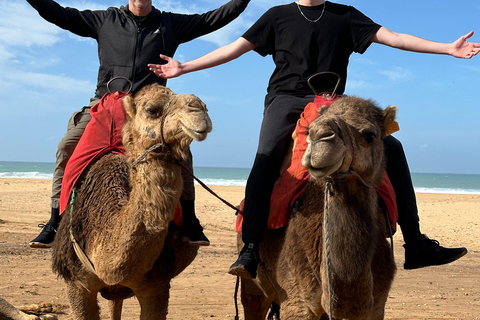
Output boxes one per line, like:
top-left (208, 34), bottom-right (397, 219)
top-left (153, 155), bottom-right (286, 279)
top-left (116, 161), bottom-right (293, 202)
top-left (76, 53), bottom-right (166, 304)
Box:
top-left (240, 96), bottom-right (397, 320)
top-left (51, 83), bottom-right (212, 320)
top-left (0, 298), bottom-right (39, 320)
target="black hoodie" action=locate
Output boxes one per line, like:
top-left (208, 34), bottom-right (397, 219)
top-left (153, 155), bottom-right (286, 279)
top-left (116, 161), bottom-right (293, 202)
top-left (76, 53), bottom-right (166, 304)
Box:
top-left (27, 0), bottom-right (250, 98)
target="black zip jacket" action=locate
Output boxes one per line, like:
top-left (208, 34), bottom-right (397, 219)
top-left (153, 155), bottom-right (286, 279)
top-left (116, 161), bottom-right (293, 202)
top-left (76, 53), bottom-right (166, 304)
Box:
top-left (27, 0), bottom-right (250, 98)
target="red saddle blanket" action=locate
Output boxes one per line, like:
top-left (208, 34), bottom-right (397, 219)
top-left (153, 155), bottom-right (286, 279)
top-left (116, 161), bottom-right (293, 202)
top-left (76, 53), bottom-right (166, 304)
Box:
top-left (236, 95), bottom-right (398, 234)
top-left (59, 92), bottom-right (182, 226)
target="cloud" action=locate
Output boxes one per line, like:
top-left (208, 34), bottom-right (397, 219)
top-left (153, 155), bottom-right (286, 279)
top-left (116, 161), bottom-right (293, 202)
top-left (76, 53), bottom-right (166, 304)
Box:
top-left (351, 56), bottom-right (376, 66)
top-left (0, 2), bottom-right (62, 47)
top-left (200, 16), bottom-right (254, 46)
top-left (7, 71), bottom-right (92, 93)
top-left (379, 66), bottom-right (414, 82)
top-left (154, 0), bottom-right (256, 46)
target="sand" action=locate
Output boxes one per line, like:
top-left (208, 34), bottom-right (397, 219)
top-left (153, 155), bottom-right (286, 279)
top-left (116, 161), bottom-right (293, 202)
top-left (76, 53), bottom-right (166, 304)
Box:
top-left (0, 178), bottom-right (479, 319)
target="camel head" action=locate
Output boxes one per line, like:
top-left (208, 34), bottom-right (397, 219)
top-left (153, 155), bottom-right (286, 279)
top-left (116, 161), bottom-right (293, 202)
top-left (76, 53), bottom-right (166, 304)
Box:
top-left (122, 83), bottom-right (212, 161)
top-left (302, 96), bottom-right (397, 186)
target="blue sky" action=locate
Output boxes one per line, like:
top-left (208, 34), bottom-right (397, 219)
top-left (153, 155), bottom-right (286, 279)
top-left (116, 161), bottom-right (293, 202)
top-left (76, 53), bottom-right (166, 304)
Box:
top-left (1, 0), bottom-right (479, 174)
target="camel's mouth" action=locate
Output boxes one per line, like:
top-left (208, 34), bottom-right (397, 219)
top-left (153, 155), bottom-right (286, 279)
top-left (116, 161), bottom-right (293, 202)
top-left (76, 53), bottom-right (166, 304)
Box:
top-left (307, 162), bottom-right (343, 180)
top-left (181, 124), bottom-right (210, 142)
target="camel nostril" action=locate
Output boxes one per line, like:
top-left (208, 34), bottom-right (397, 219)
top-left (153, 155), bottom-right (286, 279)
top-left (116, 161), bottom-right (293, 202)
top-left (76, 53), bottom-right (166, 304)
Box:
top-left (318, 133), bottom-right (336, 142)
top-left (309, 130), bottom-right (336, 144)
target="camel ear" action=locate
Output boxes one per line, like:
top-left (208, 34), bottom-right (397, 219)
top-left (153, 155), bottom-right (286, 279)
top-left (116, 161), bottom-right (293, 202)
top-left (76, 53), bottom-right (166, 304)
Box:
top-left (123, 95), bottom-right (136, 119)
top-left (383, 105), bottom-right (399, 136)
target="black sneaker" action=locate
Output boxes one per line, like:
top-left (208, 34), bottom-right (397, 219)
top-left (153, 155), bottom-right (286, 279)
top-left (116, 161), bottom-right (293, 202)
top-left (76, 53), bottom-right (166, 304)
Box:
top-left (403, 234), bottom-right (467, 270)
top-left (182, 223), bottom-right (210, 246)
top-left (228, 243), bottom-right (259, 280)
top-left (29, 223), bottom-right (57, 248)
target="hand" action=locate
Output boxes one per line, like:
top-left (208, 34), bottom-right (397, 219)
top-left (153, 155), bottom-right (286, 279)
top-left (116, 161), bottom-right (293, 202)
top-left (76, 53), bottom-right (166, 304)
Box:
top-left (450, 31), bottom-right (480, 59)
top-left (148, 54), bottom-right (182, 79)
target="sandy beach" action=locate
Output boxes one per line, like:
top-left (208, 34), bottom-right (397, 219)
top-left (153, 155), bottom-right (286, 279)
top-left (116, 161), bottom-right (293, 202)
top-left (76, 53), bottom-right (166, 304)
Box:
top-left (0, 178), bottom-right (479, 319)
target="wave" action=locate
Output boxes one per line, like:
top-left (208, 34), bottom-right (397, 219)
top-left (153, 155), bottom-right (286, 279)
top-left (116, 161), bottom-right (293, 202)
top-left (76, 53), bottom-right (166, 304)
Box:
top-left (0, 172), bottom-right (54, 179)
top-left (194, 178), bottom-right (247, 187)
top-left (414, 187), bottom-right (480, 195)
top-left (2, 169), bottom-right (479, 195)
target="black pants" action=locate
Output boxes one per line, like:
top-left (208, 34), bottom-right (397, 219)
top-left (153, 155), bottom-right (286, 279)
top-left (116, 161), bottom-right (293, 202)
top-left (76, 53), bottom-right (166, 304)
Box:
top-left (384, 135), bottom-right (420, 226)
top-left (241, 95), bottom-right (419, 243)
top-left (242, 95), bottom-right (315, 243)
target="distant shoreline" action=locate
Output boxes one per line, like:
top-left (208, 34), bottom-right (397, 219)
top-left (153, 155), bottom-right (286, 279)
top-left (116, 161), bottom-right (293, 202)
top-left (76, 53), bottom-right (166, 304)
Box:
top-left (1, 177), bottom-right (479, 195)
top-left (1, 161), bottom-right (480, 194)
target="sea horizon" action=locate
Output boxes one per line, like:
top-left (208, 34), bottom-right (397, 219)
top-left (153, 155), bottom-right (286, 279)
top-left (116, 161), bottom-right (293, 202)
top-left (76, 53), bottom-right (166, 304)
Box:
top-left (0, 161), bottom-right (479, 195)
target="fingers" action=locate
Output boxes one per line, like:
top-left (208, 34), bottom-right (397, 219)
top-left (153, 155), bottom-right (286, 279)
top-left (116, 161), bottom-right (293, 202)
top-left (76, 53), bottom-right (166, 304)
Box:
top-left (463, 31), bottom-right (474, 40)
top-left (159, 54), bottom-right (171, 61)
top-left (148, 64), bottom-right (166, 78)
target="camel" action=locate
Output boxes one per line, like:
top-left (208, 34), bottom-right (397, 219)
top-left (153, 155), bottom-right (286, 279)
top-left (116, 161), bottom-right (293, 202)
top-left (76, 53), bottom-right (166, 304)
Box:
top-left (51, 83), bottom-right (212, 320)
top-left (0, 298), bottom-right (58, 320)
top-left (0, 297), bottom-right (39, 320)
top-left (239, 96), bottom-right (397, 319)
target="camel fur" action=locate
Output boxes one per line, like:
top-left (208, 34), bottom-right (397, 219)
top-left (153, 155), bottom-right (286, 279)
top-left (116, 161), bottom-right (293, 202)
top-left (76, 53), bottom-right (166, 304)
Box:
top-left (51, 83), bottom-right (212, 320)
top-left (240, 96), bottom-right (397, 320)
top-left (0, 298), bottom-right (40, 320)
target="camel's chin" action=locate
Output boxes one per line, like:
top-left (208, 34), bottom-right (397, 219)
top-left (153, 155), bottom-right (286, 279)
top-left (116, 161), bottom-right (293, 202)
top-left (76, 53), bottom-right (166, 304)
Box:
top-left (307, 161), bottom-right (343, 180)
top-left (181, 125), bottom-right (209, 142)
top-left (308, 167), bottom-right (334, 180)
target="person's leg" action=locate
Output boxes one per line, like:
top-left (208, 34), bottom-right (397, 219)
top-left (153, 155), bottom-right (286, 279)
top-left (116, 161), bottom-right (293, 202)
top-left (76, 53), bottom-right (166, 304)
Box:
top-left (30, 101), bottom-right (97, 248)
top-left (384, 135), bottom-right (467, 269)
top-left (180, 148), bottom-right (210, 246)
top-left (229, 95), bottom-right (314, 279)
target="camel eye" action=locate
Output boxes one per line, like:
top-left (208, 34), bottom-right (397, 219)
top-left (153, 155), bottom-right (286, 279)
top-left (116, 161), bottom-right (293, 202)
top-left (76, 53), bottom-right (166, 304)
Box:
top-left (145, 106), bottom-right (160, 116)
top-left (364, 131), bottom-right (376, 143)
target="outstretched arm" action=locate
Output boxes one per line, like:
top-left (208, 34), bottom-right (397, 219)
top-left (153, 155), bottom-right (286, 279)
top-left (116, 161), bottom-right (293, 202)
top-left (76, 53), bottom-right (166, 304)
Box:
top-left (371, 27), bottom-right (480, 59)
top-left (149, 37), bottom-right (256, 79)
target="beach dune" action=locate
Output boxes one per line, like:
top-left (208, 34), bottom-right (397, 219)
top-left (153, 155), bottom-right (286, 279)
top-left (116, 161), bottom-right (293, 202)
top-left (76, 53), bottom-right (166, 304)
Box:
top-left (0, 178), bottom-right (479, 319)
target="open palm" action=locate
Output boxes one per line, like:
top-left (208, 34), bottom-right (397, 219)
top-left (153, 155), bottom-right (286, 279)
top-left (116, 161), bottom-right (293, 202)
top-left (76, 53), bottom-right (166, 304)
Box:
top-left (149, 54), bottom-right (182, 79)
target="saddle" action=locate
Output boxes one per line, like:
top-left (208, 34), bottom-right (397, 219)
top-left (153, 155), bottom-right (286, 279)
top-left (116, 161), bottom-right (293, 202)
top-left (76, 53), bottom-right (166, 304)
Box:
top-left (236, 95), bottom-right (398, 234)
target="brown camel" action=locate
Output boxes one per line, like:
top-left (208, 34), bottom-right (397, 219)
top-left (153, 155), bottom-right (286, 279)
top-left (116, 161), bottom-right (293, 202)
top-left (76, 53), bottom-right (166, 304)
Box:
top-left (0, 297), bottom-right (39, 320)
top-left (51, 83), bottom-right (212, 320)
top-left (240, 96), bottom-right (397, 320)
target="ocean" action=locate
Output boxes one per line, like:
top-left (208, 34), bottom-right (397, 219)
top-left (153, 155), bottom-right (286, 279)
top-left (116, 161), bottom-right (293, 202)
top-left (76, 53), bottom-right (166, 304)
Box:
top-left (0, 161), bottom-right (479, 195)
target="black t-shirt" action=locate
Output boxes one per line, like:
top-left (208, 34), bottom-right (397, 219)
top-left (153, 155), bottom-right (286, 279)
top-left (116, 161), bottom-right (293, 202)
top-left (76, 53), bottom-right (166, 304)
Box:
top-left (242, 1), bottom-right (381, 100)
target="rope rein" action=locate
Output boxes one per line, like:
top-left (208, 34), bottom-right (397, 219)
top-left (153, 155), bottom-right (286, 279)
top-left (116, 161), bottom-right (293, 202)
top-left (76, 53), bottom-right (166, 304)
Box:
top-left (177, 160), bottom-right (239, 212)
top-left (69, 187), bottom-right (97, 275)
top-left (320, 168), bottom-right (393, 319)
top-left (323, 181), bottom-right (336, 320)
top-left (129, 142), bottom-right (171, 168)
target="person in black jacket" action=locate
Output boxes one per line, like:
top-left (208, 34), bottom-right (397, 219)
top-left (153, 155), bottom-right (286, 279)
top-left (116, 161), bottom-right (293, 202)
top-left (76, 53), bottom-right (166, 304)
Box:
top-left (27, 0), bottom-right (251, 249)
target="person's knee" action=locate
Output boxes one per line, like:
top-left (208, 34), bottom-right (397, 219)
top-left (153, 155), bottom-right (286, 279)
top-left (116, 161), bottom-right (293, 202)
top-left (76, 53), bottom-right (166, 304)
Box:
top-left (180, 178), bottom-right (195, 201)
top-left (384, 135), bottom-right (405, 158)
top-left (57, 135), bottom-right (82, 158)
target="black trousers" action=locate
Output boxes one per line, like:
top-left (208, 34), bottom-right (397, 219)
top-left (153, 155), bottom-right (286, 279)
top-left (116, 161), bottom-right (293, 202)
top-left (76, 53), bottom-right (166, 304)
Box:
top-left (384, 135), bottom-right (420, 226)
top-left (242, 95), bottom-right (315, 243)
top-left (241, 95), bottom-right (419, 243)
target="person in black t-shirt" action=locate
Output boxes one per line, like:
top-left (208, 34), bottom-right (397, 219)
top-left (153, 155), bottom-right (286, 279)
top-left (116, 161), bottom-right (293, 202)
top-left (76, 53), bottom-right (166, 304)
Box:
top-left (150, 0), bottom-right (479, 279)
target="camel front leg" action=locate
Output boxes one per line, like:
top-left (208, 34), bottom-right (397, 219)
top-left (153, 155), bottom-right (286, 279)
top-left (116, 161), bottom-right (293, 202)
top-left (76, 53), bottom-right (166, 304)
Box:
top-left (66, 282), bottom-right (100, 320)
top-left (240, 278), bottom-right (271, 320)
top-left (280, 298), bottom-right (320, 320)
top-left (136, 281), bottom-right (170, 320)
